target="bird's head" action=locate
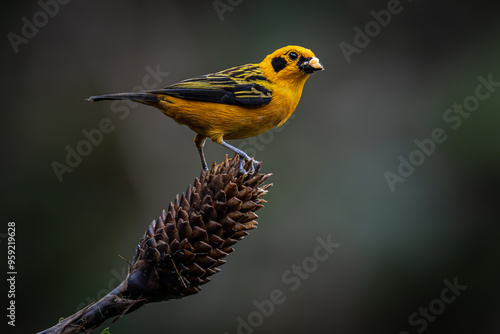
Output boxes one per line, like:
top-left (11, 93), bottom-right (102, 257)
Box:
top-left (260, 45), bottom-right (324, 83)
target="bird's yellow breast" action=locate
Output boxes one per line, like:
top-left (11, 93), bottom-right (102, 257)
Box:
top-left (154, 76), bottom-right (307, 142)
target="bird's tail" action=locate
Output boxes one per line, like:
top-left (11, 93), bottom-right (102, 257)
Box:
top-left (86, 92), bottom-right (159, 102)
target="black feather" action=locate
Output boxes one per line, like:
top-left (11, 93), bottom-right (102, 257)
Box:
top-left (87, 92), bottom-right (159, 102)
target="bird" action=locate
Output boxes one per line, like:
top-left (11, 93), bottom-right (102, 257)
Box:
top-left (87, 45), bottom-right (323, 173)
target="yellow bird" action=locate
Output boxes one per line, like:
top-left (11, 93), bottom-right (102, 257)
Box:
top-left (87, 45), bottom-right (323, 173)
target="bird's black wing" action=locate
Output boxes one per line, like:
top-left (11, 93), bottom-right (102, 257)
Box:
top-left (149, 64), bottom-right (272, 107)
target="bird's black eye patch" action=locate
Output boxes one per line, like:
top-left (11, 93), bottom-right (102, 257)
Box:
top-left (271, 56), bottom-right (287, 73)
top-left (288, 51), bottom-right (298, 61)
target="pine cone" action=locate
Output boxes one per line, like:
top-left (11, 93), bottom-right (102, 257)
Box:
top-left (37, 156), bottom-right (273, 334)
top-left (125, 155), bottom-right (272, 302)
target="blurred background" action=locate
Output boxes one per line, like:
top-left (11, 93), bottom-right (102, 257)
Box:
top-left (2, 0), bottom-right (500, 333)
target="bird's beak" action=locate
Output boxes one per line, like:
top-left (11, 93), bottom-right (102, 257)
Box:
top-left (299, 56), bottom-right (324, 74)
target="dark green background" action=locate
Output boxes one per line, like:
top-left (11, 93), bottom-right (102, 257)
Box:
top-left (2, 0), bottom-right (500, 333)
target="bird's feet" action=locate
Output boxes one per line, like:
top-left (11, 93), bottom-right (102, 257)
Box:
top-left (238, 155), bottom-right (258, 175)
top-left (219, 140), bottom-right (258, 175)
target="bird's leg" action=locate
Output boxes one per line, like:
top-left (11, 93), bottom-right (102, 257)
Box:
top-left (221, 140), bottom-right (255, 174)
top-left (194, 134), bottom-right (209, 171)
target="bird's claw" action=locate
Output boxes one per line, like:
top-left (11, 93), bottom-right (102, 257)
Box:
top-left (238, 156), bottom-right (256, 175)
